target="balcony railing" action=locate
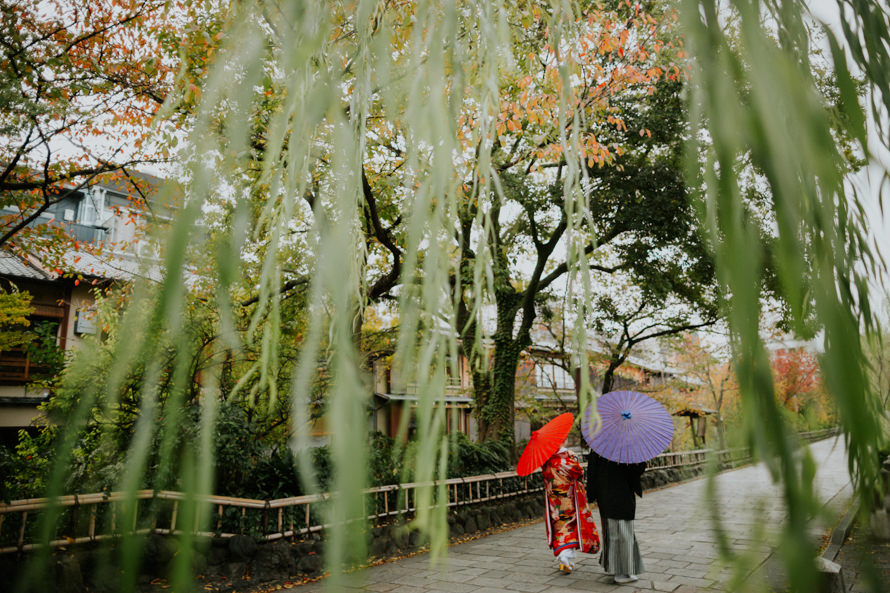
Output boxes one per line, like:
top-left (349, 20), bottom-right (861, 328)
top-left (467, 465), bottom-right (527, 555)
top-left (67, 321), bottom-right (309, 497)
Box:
top-left (0, 348), bottom-right (50, 385)
top-left (400, 377), bottom-right (464, 395)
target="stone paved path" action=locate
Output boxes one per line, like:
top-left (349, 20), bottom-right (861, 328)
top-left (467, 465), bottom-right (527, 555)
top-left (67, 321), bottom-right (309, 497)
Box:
top-left (835, 517), bottom-right (890, 593)
top-left (287, 437), bottom-right (851, 593)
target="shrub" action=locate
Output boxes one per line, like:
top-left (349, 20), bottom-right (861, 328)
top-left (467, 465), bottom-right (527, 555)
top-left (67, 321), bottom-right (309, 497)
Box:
top-left (447, 433), bottom-right (511, 478)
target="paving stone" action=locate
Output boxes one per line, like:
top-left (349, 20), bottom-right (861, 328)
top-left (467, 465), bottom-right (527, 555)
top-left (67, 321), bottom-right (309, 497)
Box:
top-left (389, 574), bottom-right (437, 586)
top-left (665, 567), bottom-right (709, 578)
top-left (421, 582), bottom-right (478, 593)
top-left (646, 552), bottom-right (677, 560)
top-left (480, 569), bottom-right (515, 579)
top-left (563, 577), bottom-right (613, 588)
top-left (471, 576), bottom-right (520, 588)
top-left (652, 559), bottom-right (691, 570)
top-left (425, 571), bottom-right (477, 583)
top-left (505, 581), bottom-right (550, 592)
top-left (666, 574), bottom-right (716, 588)
top-left (650, 581), bottom-right (681, 592)
top-left (540, 586), bottom-right (604, 593)
top-left (365, 584), bottom-right (400, 592)
top-left (452, 568), bottom-right (491, 577)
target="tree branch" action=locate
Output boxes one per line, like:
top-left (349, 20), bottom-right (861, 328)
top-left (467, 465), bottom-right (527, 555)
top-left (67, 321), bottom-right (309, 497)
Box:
top-left (239, 278), bottom-right (309, 307)
top-left (537, 227), bottom-right (623, 293)
top-left (362, 168), bottom-right (403, 301)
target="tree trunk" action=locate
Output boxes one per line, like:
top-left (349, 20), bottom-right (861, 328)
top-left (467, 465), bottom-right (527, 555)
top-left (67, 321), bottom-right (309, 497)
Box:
top-left (600, 355), bottom-right (625, 394)
top-left (601, 366), bottom-right (616, 394)
top-left (465, 291), bottom-right (525, 445)
top-left (470, 367), bottom-right (493, 439)
top-left (715, 417), bottom-right (727, 451)
top-left (481, 339), bottom-right (520, 444)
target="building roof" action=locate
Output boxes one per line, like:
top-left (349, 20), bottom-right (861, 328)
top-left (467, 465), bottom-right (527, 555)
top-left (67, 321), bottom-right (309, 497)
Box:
top-left (375, 392), bottom-right (473, 405)
top-left (0, 249), bottom-right (163, 283)
top-left (673, 406), bottom-right (717, 417)
top-left (61, 250), bottom-right (163, 282)
top-left (0, 252), bottom-right (54, 281)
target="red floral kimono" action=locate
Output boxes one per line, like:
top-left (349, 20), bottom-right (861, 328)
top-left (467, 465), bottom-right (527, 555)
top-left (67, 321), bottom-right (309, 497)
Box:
top-left (542, 449), bottom-right (600, 556)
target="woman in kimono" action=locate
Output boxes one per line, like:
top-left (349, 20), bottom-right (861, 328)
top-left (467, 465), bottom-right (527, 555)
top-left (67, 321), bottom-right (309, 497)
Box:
top-left (541, 444), bottom-right (600, 573)
top-left (586, 450), bottom-right (646, 584)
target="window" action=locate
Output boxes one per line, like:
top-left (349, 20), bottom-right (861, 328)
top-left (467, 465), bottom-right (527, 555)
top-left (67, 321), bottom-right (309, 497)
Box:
top-left (536, 363), bottom-right (575, 391)
top-left (77, 187), bottom-right (106, 226)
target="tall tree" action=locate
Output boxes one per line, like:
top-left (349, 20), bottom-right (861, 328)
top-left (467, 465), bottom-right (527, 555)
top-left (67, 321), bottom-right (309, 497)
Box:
top-left (160, 1), bottom-right (707, 448)
top-left (770, 346), bottom-right (831, 425)
top-left (451, 17), bottom-right (711, 442)
top-left (0, 0), bottom-right (175, 263)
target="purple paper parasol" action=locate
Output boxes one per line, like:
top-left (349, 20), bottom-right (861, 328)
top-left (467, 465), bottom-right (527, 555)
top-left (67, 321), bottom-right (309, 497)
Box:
top-left (581, 390), bottom-right (673, 464)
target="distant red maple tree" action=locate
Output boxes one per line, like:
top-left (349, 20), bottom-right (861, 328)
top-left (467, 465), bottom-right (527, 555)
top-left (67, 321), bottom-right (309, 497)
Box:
top-left (771, 347), bottom-right (821, 414)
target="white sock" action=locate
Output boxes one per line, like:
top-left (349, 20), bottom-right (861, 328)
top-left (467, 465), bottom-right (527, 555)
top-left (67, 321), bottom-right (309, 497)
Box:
top-left (557, 548), bottom-right (576, 566)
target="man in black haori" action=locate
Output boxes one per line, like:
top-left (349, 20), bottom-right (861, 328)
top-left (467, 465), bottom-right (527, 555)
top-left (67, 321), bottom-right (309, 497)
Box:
top-left (586, 451), bottom-right (646, 584)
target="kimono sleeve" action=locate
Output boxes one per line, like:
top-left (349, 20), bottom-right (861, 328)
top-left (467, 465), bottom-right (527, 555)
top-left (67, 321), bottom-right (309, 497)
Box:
top-left (629, 462), bottom-right (645, 498)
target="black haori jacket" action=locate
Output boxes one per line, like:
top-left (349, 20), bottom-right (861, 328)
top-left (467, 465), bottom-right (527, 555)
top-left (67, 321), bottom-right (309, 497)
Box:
top-left (586, 451), bottom-right (646, 520)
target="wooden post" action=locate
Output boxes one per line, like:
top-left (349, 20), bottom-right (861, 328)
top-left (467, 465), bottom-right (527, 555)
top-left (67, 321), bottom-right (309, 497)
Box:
top-left (170, 501), bottom-right (178, 532)
top-left (18, 512), bottom-right (27, 552)
top-left (89, 505), bottom-right (97, 541)
top-left (262, 502), bottom-right (270, 536)
top-left (71, 495), bottom-right (79, 540)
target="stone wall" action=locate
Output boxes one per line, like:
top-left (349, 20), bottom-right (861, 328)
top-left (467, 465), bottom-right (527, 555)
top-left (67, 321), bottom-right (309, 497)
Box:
top-left (641, 464), bottom-right (706, 491)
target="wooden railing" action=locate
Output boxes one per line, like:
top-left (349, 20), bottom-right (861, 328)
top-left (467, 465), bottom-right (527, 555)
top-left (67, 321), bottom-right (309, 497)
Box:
top-left (0, 471), bottom-right (544, 554)
top-left (0, 428), bottom-right (839, 554)
top-left (0, 348), bottom-right (45, 384)
top-left (799, 427), bottom-right (840, 443)
top-left (644, 447), bottom-right (748, 470)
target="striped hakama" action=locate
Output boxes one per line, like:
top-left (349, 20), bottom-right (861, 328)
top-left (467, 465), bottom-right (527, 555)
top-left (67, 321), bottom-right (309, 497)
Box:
top-left (600, 516), bottom-right (643, 576)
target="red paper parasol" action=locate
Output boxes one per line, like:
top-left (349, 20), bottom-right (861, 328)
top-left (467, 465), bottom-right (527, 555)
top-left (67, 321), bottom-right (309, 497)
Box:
top-left (516, 412), bottom-right (574, 476)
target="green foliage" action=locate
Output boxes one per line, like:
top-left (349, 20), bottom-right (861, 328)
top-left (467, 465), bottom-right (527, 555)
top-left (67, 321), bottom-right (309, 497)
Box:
top-left (0, 287), bottom-right (31, 352)
top-left (0, 430), bottom-right (49, 501)
top-left (447, 433), bottom-right (511, 477)
top-left (212, 401), bottom-right (332, 498)
top-left (368, 432), bottom-right (399, 486)
top-left (23, 320), bottom-right (64, 382)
